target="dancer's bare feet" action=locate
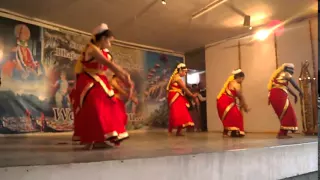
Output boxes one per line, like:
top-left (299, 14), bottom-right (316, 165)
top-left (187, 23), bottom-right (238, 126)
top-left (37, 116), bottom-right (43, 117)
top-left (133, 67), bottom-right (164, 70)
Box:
top-left (83, 143), bottom-right (94, 150)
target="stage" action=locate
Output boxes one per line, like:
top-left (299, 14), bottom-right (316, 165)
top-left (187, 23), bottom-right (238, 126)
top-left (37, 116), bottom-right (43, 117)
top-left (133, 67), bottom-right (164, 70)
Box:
top-left (0, 131), bottom-right (317, 180)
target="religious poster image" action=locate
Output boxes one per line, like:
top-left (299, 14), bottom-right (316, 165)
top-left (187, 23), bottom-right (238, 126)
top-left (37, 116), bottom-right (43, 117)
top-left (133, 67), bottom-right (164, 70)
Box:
top-left (0, 17), bottom-right (48, 134)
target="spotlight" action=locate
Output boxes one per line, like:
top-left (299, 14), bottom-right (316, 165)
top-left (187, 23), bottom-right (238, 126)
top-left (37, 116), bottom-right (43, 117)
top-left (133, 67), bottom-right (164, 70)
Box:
top-left (161, 0), bottom-right (166, 5)
top-left (249, 26), bottom-right (252, 30)
top-left (254, 29), bottom-right (271, 41)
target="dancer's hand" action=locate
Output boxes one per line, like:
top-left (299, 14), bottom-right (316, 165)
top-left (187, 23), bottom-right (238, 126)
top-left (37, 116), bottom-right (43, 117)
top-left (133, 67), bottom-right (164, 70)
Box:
top-left (299, 92), bottom-right (304, 99)
top-left (293, 94), bottom-right (298, 104)
top-left (192, 93), bottom-right (198, 98)
top-left (194, 97), bottom-right (200, 107)
top-left (126, 75), bottom-right (134, 99)
top-left (131, 97), bottom-right (138, 105)
top-left (243, 105), bottom-right (250, 113)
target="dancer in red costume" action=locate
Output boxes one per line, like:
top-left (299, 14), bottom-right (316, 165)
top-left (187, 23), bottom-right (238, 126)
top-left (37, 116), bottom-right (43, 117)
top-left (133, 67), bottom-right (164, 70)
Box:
top-left (72, 23), bottom-right (134, 150)
top-left (166, 63), bottom-right (198, 136)
top-left (268, 63), bottom-right (303, 139)
top-left (217, 69), bottom-right (250, 137)
top-left (110, 74), bottom-right (138, 146)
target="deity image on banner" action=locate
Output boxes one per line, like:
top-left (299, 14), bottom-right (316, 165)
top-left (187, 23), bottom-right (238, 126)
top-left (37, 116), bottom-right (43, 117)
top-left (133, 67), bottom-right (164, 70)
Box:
top-left (0, 17), bottom-right (50, 134)
top-left (1, 24), bottom-right (43, 80)
top-left (143, 52), bottom-right (183, 128)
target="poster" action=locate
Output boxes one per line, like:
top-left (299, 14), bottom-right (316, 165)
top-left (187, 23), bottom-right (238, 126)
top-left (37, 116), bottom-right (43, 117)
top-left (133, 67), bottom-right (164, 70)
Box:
top-left (0, 17), bottom-right (48, 133)
top-left (0, 16), bottom-right (184, 134)
top-left (42, 28), bottom-right (90, 132)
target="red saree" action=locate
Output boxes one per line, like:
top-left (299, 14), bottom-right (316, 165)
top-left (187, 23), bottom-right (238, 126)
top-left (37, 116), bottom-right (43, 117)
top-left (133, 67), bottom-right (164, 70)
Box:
top-left (217, 84), bottom-right (244, 135)
top-left (73, 49), bottom-right (123, 144)
top-left (269, 75), bottom-right (298, 132)
top-left (113, 88), bottom-right (129, 142)
top-left (167, 82), bottom-right (194, 131)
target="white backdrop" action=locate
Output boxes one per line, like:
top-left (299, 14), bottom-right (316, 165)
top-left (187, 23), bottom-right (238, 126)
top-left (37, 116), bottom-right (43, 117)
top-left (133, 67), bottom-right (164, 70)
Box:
top-left (205, 17), bottom-right (318, 133)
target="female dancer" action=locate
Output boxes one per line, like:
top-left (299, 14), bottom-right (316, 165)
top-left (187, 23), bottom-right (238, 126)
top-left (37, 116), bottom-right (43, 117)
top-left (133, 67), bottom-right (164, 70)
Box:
top-left (110, 74), bottom-right (138, 145)
top-left (72, 23), bottom-right (134, 149)
top-left (166, 63), bottom-right (198, 136)
top-left (217, 69), bottom-right (249, 137)
top-left (268, 63), bottom-right (303, 139)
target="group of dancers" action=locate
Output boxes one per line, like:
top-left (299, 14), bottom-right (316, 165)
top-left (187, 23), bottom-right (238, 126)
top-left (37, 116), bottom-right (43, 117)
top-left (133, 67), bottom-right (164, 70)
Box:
top-left (166, 62), bottom-right (303, 139)
top-left (69, 23), bottom-right (304, 150)
top-left (215, 64), bottom-right (303, 139)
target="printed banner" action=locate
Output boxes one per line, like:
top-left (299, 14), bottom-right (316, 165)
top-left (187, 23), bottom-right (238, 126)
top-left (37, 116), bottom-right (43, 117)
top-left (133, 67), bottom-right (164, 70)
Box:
top-left (0, 16), bottom-right (183, 134)
top-left (42, 28), bottom-right (90, 131)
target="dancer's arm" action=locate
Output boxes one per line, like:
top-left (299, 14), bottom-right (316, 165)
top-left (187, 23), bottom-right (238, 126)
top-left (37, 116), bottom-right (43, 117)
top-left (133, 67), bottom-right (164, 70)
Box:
top-left (284, 72), bottom-right (303, 98)
top-left (111, 78), bottom-right (128, 96)
top-left (88, 45), bottom-right (130, 83)
top-left (287, 87), bottom-right (298, 104)
top-left (175, 75), bottom-right (197, 98)
top-left (288, 78), bottom-right (303, 96)
top-left (233, 81), bottom-right (249, 112)
top-left (111, 78), bottom-right (138, 104)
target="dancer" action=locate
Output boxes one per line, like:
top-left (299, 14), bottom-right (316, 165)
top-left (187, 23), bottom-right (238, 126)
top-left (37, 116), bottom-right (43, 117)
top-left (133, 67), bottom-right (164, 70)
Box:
top-left (166, 63), bottom-right (198, 136)
top-left (72, 23), bottom-right (134, 150)
top-left (268, 63), bottom-right (303, 139)
top-left (217, 69), bottom-right (249, 137)
top-left (110, 74), bottom-right (138, 145)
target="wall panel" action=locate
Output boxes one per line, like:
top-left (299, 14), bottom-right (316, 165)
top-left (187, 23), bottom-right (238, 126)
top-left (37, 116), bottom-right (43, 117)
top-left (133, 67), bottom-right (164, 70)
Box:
top-left (240, 36), bottom-right (278, 132)
top-left (205, 17), bottom-right (318, 133)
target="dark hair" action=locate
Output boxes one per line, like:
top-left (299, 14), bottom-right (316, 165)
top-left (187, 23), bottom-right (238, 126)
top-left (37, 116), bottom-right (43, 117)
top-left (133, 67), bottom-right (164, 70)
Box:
top-left (234, 72), bottom-right (245, 79)
top-left (284, 67), bottom-right (294, 74)
top-left (177, 66), bottom-right (187, 72)
top-left (90, 30), bottom-right (113, 43)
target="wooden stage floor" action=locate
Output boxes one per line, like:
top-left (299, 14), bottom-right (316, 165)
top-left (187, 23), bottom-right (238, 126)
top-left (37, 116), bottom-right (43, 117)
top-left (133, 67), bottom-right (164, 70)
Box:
top-left (0, 131), bottom-right (317, 168)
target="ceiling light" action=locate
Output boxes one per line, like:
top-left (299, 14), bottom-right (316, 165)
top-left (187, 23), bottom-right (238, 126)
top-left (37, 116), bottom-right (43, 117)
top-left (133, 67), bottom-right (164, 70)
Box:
top-left (254, 29), bottom-right (271, 41)
top-left (161, 0), bottom-right (166, 5)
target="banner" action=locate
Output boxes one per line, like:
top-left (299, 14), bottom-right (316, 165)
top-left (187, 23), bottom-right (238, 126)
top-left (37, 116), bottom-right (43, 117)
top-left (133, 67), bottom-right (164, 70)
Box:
top-left (143, 52), bottom-right (183, 128)
top-left (0, 16), bottom-right (183, 134)
top-left (42, 28), bottom-right (90, 132)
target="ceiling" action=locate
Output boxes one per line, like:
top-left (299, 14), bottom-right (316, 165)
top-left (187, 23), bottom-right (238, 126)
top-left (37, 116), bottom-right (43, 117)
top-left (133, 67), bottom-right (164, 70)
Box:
top-left (0, 0), bottom-right (317, 52)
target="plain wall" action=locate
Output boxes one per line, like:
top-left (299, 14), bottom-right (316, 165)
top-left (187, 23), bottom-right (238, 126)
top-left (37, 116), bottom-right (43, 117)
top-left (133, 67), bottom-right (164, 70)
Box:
top-left (185, 47), bottom-right (205, 71)
top-left (205, 17), bottom-right (318, 133)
